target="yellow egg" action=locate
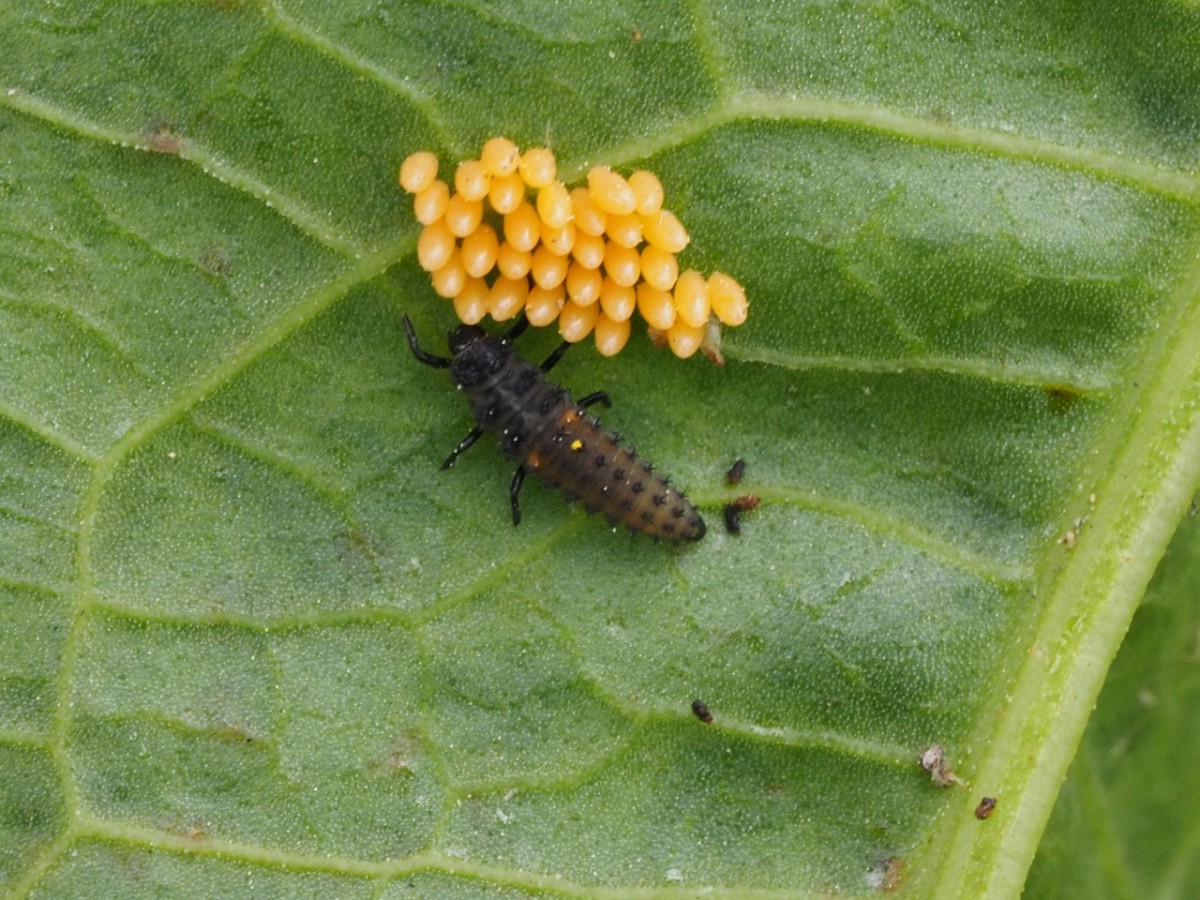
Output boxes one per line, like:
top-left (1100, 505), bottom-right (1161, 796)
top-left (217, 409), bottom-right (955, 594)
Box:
top-left (666, 319), bottom-right (704, 358)
top-left (708, 272), bottom-right (748, 325)
top-left (399, 151), bottom-right (439, 193)
top-left (640, 245), bottom-right (678, 291)
top-left (594, 313), bottom-right (632, 357)
top-left (519, 147), bottom-right (557, 188)
top-left (488, 172), bottom-right (525, 215)
top-left (541, 221), bottom-right (576, 256)
top-left (570, 187), bottom-right (608, 236)
top-left (431, 250), bottom-right (467, 298)
top-left (531, 244), bottom-right (569, 289)
top-left (605, 212), bottom-right (643, 249)
top-left (489, 276), bottom-right (529, 321)
top-left (628, 170), bottom-right (664, 215)
top-left (460, 223), bottom-right (499, 278)
top-left (454, 159), bottom-right (490, 201)
top-left (558, 300), bottom-right (599, 343)
top-left (636, 283), bottom-right (676, 330)
top-left (504, 201), bottom-right (542, 252)
top-left (417, 220), bottom-right (456, 272)
top-left (587, 166), bottom-right (637, 215)
top-left (537, 180), bottom-right (574, 229)
top-left (603, 242), bottom-right (641, 287)
top-left (565, 262), bottom-right (602, 306)
top-left (673, 269), bottom-right (711, 328)
top-left (642, 209), bottom-right (689, 253)
top-left (599, 278), bottom-right (636, 322)
top-left (413, 179), bottom-right (450, 225)
top-left (526, 284), bottom-right (565, 326)
top-left (571, 231), bottom-right (606, 270)
top-left (496, 241), bottom-right (532, 279)
top-left (452, 277), bottom-right (490, 324)
top-left (444, 193), bottom-right (483, 238)
top-left (480, 137), bottom-right (520, 177)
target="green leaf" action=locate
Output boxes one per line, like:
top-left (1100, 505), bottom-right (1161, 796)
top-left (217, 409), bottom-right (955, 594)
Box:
top-left (1025, 493), bottom-right (1200, 899)
top-left (2, 1), bottom-right (1199, 897)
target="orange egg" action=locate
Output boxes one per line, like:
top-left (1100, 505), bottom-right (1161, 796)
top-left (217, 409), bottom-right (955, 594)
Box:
top-left (413, 179), bottom-right (450, 225)
top-left (605, 213), bottom-right (643, 248)
top-left (642, 209), bottom-right (689, 253)
top-left (460, 223), bottom-right (499, 278)
top-left (628, 170), bottom-right (664, 215)
top-left (480, 137), bottom-right (520, 177)
top-left (636, 283), bottom-right (676, 330)
top-left (587, 166), bottom-right (637, 215)
top-left (594, 313), bottom-right (631, 357)
top-left (431, 250), bottom-right (467, 298)
top-left (708, 272), bottom-right (748, 326)
top-left (640, 245), bottom-right (678, 291)
top-left (496, 241), bottom-right (532, 279)
top-left (531, 244), bottom-right (569, 289)
top-left (571, 231), bottom-right (606, 269)
top-left (452, 277), bottom-right (489, 324)
top-left (599, 278), bottom-right (636, 322)
top-left (519, 147), bottom-right (557, 188)
top-left (488, 172), bottom-right (525, 215)
top-left (603, 242), bottom-right (641, 287)
top-left (537, 180), bottom-right (574, 229)
top-left (454, 159), bottom-right (490, 201)
top-left (399, 151), bottom-right (439, 193)
top-left (673, 269), bottom-right (711, 328)
top-left (504, 201), bottom-right (542, 252)
top-left (570, 187), bottom-right (608, 236)
top-left (526, 284), bottom-right (565, 326)
top-left (417, 220), bottom-right (456, 272)
top-left (444, 193), bottom-right (483, 237)
top-left (558, 300), bottom-right (599, 343)
top-left (489, 276), bottom-right (529, 321)
top-left (666, 319), bottom-right (704, 358)
top-left (541, 221), bottom-right (576, 256)
top-left (565, 262), bottom-right (602, 306)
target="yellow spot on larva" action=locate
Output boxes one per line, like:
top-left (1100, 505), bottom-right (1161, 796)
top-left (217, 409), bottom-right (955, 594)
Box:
top-left (570, 439), bottom-right (584, 451)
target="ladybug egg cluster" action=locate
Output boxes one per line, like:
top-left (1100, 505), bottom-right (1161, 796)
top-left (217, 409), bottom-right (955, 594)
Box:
top-left (399, 137), bottom-right (748, 359)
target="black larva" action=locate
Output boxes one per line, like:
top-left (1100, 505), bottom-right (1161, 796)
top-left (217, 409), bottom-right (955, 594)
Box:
top-left (403, 314), bottom-right (706, 542)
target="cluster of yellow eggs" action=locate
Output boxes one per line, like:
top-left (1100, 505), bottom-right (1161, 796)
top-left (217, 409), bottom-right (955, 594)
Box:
top-left (398, 137), bottom-right (747, 359)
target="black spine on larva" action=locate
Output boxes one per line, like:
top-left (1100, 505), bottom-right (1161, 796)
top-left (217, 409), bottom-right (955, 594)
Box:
top-left (448, 330), bottom-right (705, 542)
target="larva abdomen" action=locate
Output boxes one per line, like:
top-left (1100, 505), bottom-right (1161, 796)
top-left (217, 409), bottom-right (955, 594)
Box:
top-left (523, 407), bottom-right (705, 542)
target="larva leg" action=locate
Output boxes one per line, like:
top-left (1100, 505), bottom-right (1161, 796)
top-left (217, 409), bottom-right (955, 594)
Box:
top-left (577, 391), bottom-right (612, 410)
top-left (509, 465), bottom-right (526, 526)
top-left (441, 426), bottom-right (483, 470)
top-left (539, 342), bottom-right (572, 374)
top-left (502, 313), bottom-right (529, 344)
top-left (402, 315), bottom-right (452, 369)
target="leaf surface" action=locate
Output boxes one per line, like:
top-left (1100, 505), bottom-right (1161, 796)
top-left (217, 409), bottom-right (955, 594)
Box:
top-left (1, 1), bottom-right (1199, 897)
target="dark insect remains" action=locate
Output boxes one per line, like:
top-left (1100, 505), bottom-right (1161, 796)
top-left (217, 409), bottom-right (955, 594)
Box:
top-left (403, 314), bottom-right (706, 542)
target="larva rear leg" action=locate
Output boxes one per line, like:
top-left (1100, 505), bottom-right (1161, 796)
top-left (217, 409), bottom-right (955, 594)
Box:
top-left (577, 391), bottom-right (611, 410)
top-left (509, 465), bottom-right (526, 526)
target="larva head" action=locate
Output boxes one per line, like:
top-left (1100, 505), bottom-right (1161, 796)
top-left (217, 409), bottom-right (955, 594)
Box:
top-left (448, 325), bottom-right (509, 389)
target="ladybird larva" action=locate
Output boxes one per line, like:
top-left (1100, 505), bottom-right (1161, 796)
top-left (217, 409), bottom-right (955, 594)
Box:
top-left (402, 314), bottom-right (705, 542)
